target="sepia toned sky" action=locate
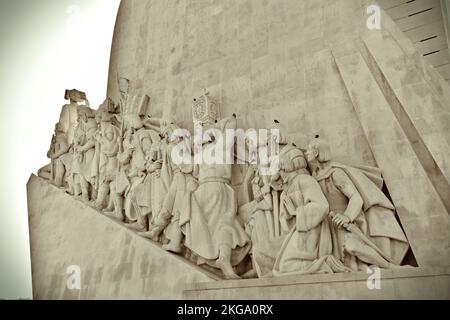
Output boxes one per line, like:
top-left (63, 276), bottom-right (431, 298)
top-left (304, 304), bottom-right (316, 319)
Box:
top-left (0, 0), bottom-right (120, 299)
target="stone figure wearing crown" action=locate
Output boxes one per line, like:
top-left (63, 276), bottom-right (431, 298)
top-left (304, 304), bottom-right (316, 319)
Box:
top-left (178, 91), bottom-right (251, 279)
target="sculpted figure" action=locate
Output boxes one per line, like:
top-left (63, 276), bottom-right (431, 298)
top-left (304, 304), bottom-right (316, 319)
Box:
top-left (58, 89), bottom-right (90, 145)
top-left (39, 125), bottom-right (72, 188)
top-left (124, 116), bottom-right (166, 231)
top-left (306, 137), bottom-right (410, 270)
top-left (142, 123), bottom-right (195, 254)
top-left (71, 107), bottom-right (97, 202)
top-left (237, 132), bottom-right (286, 278)
top-left (106, 114), bottom-right (161, 225)
top-left (272, 146), bottom-right (349, 276)
top-left (92, 110), bottom-right (121, 211)
top-left (179, 115), bottom-right (250, 279)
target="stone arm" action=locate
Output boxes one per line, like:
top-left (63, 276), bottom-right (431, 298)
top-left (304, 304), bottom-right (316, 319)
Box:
top-left (332, 169), bottom-right (363, 223)
top-left (295, 176), bottom-right (330, 232)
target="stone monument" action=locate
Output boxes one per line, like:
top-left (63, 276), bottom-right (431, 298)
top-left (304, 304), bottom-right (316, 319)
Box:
top-left (28, 0), bottom-right (450, 299)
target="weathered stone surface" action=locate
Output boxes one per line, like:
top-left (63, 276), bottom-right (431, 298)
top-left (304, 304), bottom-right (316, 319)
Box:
top-left (107, 0), bottom-right (377, 168)
top-left (183, 267), bottom-right (450, 299)
top-left (27, 175), bottom-right (215, 299)
top-left (29, 0), bottom-right (450, 299)
top-left (106, 0), bottom-right (450, 268)
top-left (333, 47), bottom-right (450, 267)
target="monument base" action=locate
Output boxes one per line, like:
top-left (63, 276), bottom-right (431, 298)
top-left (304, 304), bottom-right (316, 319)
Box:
top-left (28, 174), bottom-right (450, 299)
top-left (27, 174), bottom-right (216, 299)
top-left (183, 267), bottom-right (450, 300)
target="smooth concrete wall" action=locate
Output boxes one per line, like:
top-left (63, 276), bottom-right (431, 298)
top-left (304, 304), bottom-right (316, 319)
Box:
top-left (27, 175), bottom-right (215, 300)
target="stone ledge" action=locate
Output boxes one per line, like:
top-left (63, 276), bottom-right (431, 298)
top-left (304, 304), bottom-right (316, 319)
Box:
top-left (28, 175), bottom-right (450, 299)
top-left (183, 268), bottom-right (450, 299)
top-left (185, 267), bottom-right (450, 291)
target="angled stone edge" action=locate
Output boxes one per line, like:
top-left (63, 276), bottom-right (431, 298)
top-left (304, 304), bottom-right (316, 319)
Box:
top-left (27, 174), bottom-right (222, 282)
top-left (183, 266), bottom-right (450, 292)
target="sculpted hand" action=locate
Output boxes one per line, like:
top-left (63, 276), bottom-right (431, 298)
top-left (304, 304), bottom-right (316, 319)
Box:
top-left (151, 161), bottom-right (162, 171)
top-left (332, 213), bottom-right (350, 229)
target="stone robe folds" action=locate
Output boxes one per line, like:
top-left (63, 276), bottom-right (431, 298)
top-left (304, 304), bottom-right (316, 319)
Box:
top-left (115, 128), bottom-right (160, 221)
top-left (180, 163), bottom-right (250, 265)
top-left (315, 163), bottom-right (409, 270)
top-left (72, 118), bottom-right (97, 182)
top-left (136, 137), bottom-right (172, 220)
top-left (238, 165), bottom-right (286, 278)
top-left (91, 121), bottom-right (120, 184)
top-left (180, 117), bottom-right (250, 266)
top-left (159, 142), bottom-right (193, 241)
top-left (58, 103), bottom-right (85, 145)
top-left (273, 173), bottom-right (349, 276)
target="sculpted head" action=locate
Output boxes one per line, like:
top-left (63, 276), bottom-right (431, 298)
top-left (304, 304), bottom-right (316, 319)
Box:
top-left (118, 77), bottom-right (130, 96)
top-left (271, 120), bottom-right (288, 145)
top-left (277, 146), bottom-right (308, 182)
top-left (305, 136), bottom-right (332, 171)
top-left (161, 117), bottom-right (179, 142)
